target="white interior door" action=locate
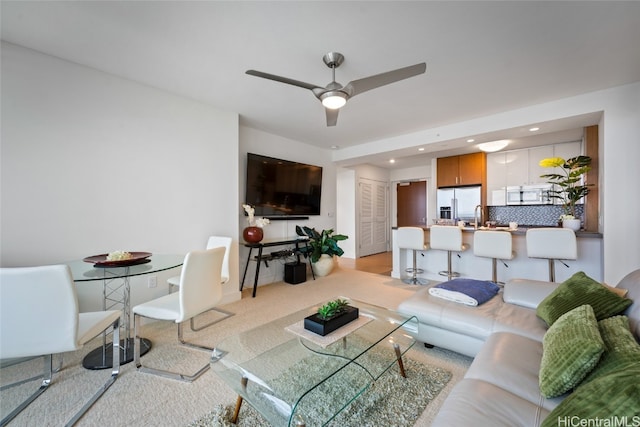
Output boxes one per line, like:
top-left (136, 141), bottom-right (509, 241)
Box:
top-left (358, 178), bottom-right (389, 257)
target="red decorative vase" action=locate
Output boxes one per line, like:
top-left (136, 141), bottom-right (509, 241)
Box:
top-left (243, 226), bottom-right (264, 243)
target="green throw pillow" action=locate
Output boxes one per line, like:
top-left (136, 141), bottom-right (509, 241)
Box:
top-left (539, 305), bottom-right (604, 398)
top-left (541, 367), bottom-right (640, 427)
top-left (582, 315), bottom-right (640, 385)
top-left (536, 271), bottom-right (632, 326)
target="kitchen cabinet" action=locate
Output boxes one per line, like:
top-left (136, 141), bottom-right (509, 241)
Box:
top-left (505, 146), bottom-right (553, 187)
top-left (527, 146), bottom-right (555, 185)
top-left (486, 141), bottom-right (582, 205)
top-left (437, 152), bottom-right (485, 187)
top-left (486, 152), bottom-right (507, 205)
top-left (554, 141), bottom-right (582, 163)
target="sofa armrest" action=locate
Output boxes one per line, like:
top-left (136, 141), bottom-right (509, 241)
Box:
top-left (503, 279), bottom-right (560, 309)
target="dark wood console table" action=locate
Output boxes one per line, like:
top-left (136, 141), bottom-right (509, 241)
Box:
top-left (241, 238), bottom-right (315, 298)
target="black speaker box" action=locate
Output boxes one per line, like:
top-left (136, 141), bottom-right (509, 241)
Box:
top-left (284, 262), bottom-right (306, 284)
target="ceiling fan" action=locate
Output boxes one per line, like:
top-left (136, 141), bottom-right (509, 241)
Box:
top-left (246, 52), bottom-right (426, 126)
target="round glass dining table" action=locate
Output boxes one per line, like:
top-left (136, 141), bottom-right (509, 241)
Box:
top-left (67, 254), bottom-right (184, 370)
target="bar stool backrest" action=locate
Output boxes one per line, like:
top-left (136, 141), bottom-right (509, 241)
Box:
top-left (397, 227), bottom-right (427, 251)
top-left (430, 225), bottom-right (464, 252)
top-left (526, 228), bottom-right (577, 260)
top-left (474, 230), bottom-right (514, 260)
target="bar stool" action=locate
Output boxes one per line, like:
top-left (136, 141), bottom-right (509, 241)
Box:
top-left (429, 225), bottom-right (469, 281)
top-left (397, 227), bottom-right (429, 285)
top-left (473, 230), bottom-right (515, 284)
top-left (526, 228), bottom-right (577, 282)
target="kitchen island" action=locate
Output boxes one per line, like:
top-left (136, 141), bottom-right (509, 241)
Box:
top-left (391, 226), bottom-right (602, 284)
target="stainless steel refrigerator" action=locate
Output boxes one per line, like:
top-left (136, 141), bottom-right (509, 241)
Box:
top-left (436, 186), bottom-right (482, 222)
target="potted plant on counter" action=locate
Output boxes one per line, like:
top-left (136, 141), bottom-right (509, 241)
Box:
top-left (539, 155), bottom-right (593, 231)
top-left (295, 225), bottom-right (348, 276)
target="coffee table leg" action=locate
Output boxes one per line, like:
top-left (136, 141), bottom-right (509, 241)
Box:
top-left (392, 343), bottom-right (407, 378)
top-left (231, 376), bottom-right (249, 423)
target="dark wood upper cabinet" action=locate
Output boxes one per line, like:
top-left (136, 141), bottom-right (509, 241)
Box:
top-left (437, 152), bottom-right (486, 187)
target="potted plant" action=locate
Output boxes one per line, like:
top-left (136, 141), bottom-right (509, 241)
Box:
top-left (295, 225), bottom-right (348, 276)
top-left (539, 155), bottom-right (593, 231)
top-left (242, 204), bottom-right (270, 243)
top-left (304, 298), bottom-right (359, 336)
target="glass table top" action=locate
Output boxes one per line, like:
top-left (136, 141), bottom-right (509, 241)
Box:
top-left (66, 253), bottom-right (184, 282)
top-left (211, 298), bottom-right (417, 426)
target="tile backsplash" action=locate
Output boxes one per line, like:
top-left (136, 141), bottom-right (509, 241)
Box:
top-left (488, 205), bottom-right (585, 226)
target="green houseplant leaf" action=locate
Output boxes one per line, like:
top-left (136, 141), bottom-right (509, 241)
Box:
top-left (317, 298), bottom-right (350, 320)
top-left (295, 225), bottom-right (348, 263)
top-left (539, 155), bottom-right (593, 218)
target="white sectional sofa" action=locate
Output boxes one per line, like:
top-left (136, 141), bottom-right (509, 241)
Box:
top-left (397, 269), bottom-right (640, 427)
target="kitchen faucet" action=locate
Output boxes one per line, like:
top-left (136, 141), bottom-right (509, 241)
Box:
top-left (474, 205), bottom-right (483, 230)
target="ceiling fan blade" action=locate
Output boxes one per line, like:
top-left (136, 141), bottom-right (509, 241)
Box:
top-left (325, 108), bottom-right (339, 127)
top-left (342, 63), bottom-right (426, 97)
top-left (246, 70), bottom-right (321, 91)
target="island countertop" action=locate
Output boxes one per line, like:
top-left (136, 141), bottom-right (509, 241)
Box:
top-left (392, 225), bottom-right (602, 238)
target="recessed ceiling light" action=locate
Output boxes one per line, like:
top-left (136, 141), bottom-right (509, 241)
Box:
top-left (467, 139), bottom-right (475, 143)
top-left (418, 147), bottom-right (425, 151)
top-left (331, 145), bottom-right (339, 149)
top-left (478, 140), bottom-right (510, 152)
top-left (529, 127), bottom-right (540, 132)
top-left (389, 159), bottom-right (396, 163)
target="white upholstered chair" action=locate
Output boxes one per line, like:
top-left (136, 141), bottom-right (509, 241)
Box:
top-left (133, 247), bottom-right (228, 382)
top-left (473, 230), bottom-right (515, 284)
top-left (167, 236), bottom-right (233, 330)
top-left (429, 225), bottom-right (470, 281)
top-left (0, 265), bottom-right (121, 427)
top-left (397, 227), bottom-right (429, 285)
top-left (526, 228), bottom-right (577, 282)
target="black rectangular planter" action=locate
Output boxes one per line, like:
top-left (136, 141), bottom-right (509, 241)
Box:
top-left (304, 306), bottom-right (359, 336)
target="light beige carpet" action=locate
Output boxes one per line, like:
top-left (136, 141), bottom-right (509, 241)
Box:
top-left (0, 266), bottom-right (472, 426)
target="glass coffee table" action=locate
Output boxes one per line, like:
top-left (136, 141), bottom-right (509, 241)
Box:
top-left (210, 298), bottom-right (418, 426)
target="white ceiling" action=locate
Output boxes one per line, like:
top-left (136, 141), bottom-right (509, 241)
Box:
top-left (2, 1), bottom-right (639, 168)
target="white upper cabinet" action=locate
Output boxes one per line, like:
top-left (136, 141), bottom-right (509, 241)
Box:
top-left (487, 152), bottom-right (507, 205)
top-left (527, 146), bottom-right (555, 185)
top-left (505, 149), bottom-right (529, 187)
top-left (554, 141), bottom-right (582, 162)
top-left (486, 141), bottom-right (582, 205)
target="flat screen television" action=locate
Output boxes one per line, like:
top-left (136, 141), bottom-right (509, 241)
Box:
top-left (245, 153), bottom-right (323, 217)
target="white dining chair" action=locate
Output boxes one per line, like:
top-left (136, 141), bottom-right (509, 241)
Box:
top-left (167, 236), bottom-right (233, 330)
top-left (0, 265), bottom-right (121, 427)
top-left (133, 247), bottom-right (228, 382)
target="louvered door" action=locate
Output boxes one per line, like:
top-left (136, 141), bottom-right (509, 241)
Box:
top-left (358, 178), bottom-right (389, 257)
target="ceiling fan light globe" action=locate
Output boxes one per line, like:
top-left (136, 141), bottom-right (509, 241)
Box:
top-left (321, 92), bottom-right (347, 109)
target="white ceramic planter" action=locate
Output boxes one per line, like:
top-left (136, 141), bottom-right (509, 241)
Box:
top-left (562, 218), bottom-right (581, 231)
top-left (312, 254), bottom-right (335, 277)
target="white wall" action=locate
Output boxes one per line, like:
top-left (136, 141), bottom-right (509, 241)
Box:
top-left (1, 42), bottom-right (241, 309)
top-left (334, 83), bottom-right (640, 284)
top-left (598, 84), bottom-right (640, 283)
top-left (238, 126), bottom-right (338, 286)
top-left (336, 168), bottom-right (357, 258)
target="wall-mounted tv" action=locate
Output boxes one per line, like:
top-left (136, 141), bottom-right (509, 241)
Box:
top-left (245, 153), bottom-right (323, 218)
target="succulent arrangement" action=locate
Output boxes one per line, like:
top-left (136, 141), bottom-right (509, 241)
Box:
top-left (317, 299), bottom-right (350, 321)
